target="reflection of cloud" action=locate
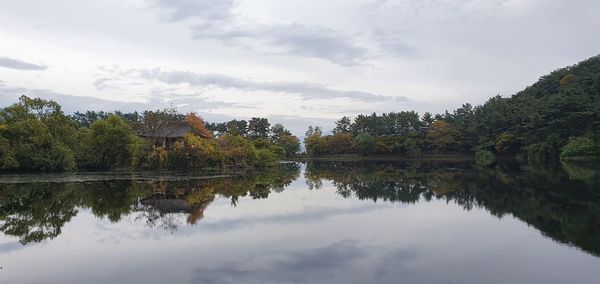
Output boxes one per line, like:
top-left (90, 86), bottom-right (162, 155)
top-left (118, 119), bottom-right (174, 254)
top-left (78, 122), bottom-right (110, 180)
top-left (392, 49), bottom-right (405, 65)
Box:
top-left (109, 202), bottom-right (390, 242)
top-left (0, 57), bottom-right (47, 71)
top-left (0, 241), bottom-right (25, 253)
top-left (191, 240), bottom-right (423, 284)
top-left (191, 240), bottom-right (368, 284)
top-left (192, 204), bottom-right (387, 233)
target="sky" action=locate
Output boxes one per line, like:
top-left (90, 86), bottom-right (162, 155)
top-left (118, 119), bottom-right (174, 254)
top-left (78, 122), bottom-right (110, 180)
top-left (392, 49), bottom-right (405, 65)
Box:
top-left (0, 0), bottom-right (599, 135)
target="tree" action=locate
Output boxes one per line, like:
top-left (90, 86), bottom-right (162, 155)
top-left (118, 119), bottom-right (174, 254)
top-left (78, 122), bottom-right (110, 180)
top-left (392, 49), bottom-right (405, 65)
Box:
top-left (226, 119), bottom-right (248, 136)
top-left (278, 134), bottom-right (301, 157)
top-left (248, 117), bottom-right (270, 139)
top-left (0, 95), bottom-right (77, 171)
top-left (304, 126), bottom-right (326, 156)
top-left (327, 132), bottom-right (354, 154)
top-left (270, 123), bottom-right (299, 157)
top-left (594, 72), bottom-right (600, 93)
top-left (185, 113), bottom-right (213, 138)
top-left (218, 133), bottom-right (259, 167)
top-left (333, 116), bottom-right (352, 133)
top-left (270, 123), bottom-right (291, 142)
top-left (305, 126), bottom-right (322, 137)
top-left (355, 133), bottom-right (376, 155)
top-left (560, 137), bottom-right (598, 159)
top-left (426, 120), bottom-right (461, 152)
top-left (421, 112), bottom-right (434, 127)
top-left (559, 74), bottom-right (578, 87)
top-left (78, 115), bottom-right (138, 169)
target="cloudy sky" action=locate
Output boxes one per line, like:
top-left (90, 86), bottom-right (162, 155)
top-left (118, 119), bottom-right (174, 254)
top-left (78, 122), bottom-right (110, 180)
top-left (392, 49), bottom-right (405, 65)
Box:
top-left (0, 0), bottom-right (599, 134)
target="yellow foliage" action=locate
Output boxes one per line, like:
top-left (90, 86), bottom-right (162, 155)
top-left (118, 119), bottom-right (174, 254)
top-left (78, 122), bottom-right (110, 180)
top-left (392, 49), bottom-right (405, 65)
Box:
top-left (184, 133), bottom-right (221, 159)
top-left (185, 113), bottom-right (213, 138)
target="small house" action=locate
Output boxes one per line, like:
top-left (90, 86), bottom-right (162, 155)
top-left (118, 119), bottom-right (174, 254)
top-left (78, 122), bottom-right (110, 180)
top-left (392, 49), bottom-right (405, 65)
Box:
top-left (139, 121), bottom-right (212, 148)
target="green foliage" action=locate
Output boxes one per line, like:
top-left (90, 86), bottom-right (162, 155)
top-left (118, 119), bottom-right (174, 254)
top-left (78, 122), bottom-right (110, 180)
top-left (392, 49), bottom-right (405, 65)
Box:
top-left (0, 96), bottom-right (77, 171)
top-left (559, 74), bottom-right (578, 87)
top-left (304, 126), bottom-right (326, 156)
top-left (333, 116), bottom-right (352, 133)
top-left (248, 117), bottom-right (270, 139)
top-left (0, 97), bottom-right (295, 171)
top-left (401, 134), bottom-right (421, 156)
top-left (270, 123), bottom-right (300, 157)
top-left (277, 134), bottom-right (300, 157)
top-left (326, 132), bottom-right (355, 154)
top-left (526, 141), bottom-right (559, 163)
top-left (129, 137), bottom-right (154, 169)
top-left (0, 135), bottom-right (18, 169)
top-left (77, 115), bottom-right (137, 169)
top-left (255, 148), bottom-right (278, 167)
top-left (475, 150), bottom-right (495, 166)
top-left (219, 133), bottom-right (259, 168)
top-left (426, 120), bottom-right (461, 152)
top-left (311, 55), bottom-right (600, 159)
top-left (560, 137), bottom-right (599, 159)
top-left (355, 133), bottom-right (377, 155)
top-left (495, 132), bottom-right (519, 154)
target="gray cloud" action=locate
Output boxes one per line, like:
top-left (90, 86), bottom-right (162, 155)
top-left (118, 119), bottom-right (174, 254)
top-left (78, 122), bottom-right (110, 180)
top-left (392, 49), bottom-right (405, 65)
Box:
top-left (0, 57), bottom-right (47, 70)
top-left (0, 86), bottom-right (243, 118)
top-left (191, 23), bottom-right (369, 66)
top-left (153, 0), bottom-right (234, 23)
top-left (372, 28), bottom-right (417, 58)
top-left (151, 0), bottom-right (370, 65)
top-left (139, 68), bottom-right (406, 102)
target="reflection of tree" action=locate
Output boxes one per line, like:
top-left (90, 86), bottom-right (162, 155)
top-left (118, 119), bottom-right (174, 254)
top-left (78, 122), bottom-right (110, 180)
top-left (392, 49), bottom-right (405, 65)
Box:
top-left (0, 183), bottom-right (79, 244)
top-left (304, 160), bottom-right (600, 257)
top-left (0, 163), bottom-right (302, 243)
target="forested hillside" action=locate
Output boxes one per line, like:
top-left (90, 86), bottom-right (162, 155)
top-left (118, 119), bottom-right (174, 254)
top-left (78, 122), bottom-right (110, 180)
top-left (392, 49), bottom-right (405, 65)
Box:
top-left (305, 55), bottom-right (600, 161)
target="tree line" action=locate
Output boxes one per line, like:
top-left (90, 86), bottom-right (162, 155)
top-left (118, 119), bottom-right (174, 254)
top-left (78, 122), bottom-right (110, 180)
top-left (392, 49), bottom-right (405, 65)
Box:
top-left (304, 55), bottom-right (600, 162)
top-left (0, 96), bottom-right (301, 171)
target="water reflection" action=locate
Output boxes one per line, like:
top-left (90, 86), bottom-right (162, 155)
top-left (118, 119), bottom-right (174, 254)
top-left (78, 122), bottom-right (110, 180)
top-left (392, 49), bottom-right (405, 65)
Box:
top-left (1, 159), bottom-right (599, 258)
top-left (0, 164), bottom-right (300, 243)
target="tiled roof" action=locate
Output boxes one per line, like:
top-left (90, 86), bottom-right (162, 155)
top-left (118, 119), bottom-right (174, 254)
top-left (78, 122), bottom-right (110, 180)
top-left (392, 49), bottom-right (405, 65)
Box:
top-left (140, 122), bottom-right (191, 138)
top-left (140, 121), bottom-right (213, 138)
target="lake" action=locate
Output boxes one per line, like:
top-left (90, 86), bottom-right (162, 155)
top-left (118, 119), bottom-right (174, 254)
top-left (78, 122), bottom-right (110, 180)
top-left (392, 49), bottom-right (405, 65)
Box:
top-left (1, 160), bottom-right (599, 284)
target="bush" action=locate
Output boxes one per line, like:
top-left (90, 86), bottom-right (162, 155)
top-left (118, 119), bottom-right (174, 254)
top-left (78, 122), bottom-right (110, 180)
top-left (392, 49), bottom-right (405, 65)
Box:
top-left (0, 136), bottom-right (18, 170)
top-left (526, 141), bottom-right (559, 162)
top-left (129, 137), bottom-right (153, 169)
top-left (560, 137), bottom-right (598, 159)
top-left (355, 133), bottom-right (376, 155)
top-left (255, 148), bottom-right (278, 167)
top-left (219, 134), bottom-right (258, 167)
top-left (475, 150), bottom-right (495, 167)
top-left (77, 115), bottom-right (136, 169)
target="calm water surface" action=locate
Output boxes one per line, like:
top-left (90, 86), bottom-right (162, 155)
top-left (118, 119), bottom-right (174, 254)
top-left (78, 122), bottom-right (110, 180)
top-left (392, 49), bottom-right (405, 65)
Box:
top-left (1, 160), bottom-right (599, 284)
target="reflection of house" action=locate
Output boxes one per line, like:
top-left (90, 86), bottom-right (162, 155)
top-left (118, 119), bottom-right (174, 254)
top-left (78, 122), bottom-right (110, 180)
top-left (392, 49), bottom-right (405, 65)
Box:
top-left (140, 193), bottom-right (214, 225)
top-left (139, 121), bottom-right (212, 148)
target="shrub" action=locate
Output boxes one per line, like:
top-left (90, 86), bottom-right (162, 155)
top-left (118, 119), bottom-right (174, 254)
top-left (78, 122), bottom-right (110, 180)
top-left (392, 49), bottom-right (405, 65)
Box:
top-left (255, 148), bottom-right (278, 167)
top-left (78, 115), bottom-right (135, 169)
top-left (355, 133), bottom-right (376, 155)
top-left (475, 150), bottom-right (495, 167)
top-left (526, 141), bottom-right (559, 162)
top-left (560, 137), bottom-right (598, 159)
top-left (219, 134), bottom-right (258, 167)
